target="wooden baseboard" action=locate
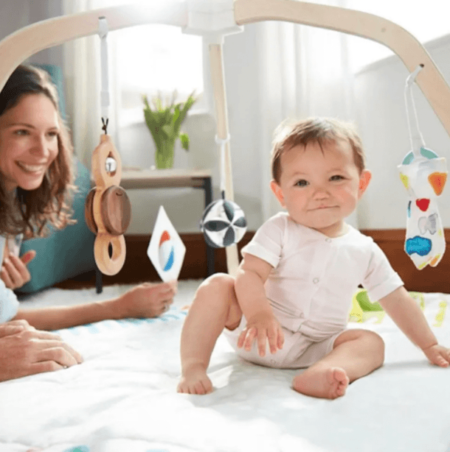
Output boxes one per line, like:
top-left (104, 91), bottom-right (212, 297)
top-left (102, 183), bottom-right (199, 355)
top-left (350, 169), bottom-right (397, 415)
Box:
top-left (361, 229), bottom-right (450, 293)
top-left (57, 229), bottom-right (450, 294)
top-left (56, 232), bottom-right (255, 289)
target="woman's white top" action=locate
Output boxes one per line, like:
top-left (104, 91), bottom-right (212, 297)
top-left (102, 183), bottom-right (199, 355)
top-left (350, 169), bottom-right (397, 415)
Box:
top-left (241, 212), bottom-right (404, 340)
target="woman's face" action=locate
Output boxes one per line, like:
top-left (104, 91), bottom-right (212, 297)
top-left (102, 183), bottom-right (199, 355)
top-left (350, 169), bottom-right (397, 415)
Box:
top-left (0, 93), bottom-right (59, 192)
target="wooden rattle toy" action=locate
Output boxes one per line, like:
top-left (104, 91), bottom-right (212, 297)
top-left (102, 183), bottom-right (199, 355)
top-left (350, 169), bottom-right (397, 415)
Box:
top-left (85, 133), bottom-right (131, 275)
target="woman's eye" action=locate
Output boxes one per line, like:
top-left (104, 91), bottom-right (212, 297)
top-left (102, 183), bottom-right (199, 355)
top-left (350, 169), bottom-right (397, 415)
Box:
top-left (47, 131), bottom-right (58, 138)
top-left (330, 175), bottom-right (344, 181)
top-left (295, 179), bottom-right (309, 187)
top-left (14, 129), bottom-right (29, 136)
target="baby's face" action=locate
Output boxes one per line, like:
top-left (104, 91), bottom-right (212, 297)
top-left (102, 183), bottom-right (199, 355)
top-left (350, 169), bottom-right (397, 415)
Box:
top-left (270, 140), bottom-right (370, 237)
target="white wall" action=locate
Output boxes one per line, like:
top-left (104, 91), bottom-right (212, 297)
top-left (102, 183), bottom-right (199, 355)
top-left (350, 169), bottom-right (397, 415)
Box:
top-left (355, 35), bottom-right (450, 229)
top-left (119, 25), bottom-right (264, 234)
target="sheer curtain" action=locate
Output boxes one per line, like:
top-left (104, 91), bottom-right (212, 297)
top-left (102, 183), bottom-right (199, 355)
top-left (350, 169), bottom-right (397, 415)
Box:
top-left (252, 0), bottom-right (358, 225)
top-left (62, 0), bottom-right (120, 167)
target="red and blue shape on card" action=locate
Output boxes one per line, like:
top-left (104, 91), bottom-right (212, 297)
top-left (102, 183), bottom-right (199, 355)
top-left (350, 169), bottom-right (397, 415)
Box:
top-left (148, 206), bottom-right (186, 281)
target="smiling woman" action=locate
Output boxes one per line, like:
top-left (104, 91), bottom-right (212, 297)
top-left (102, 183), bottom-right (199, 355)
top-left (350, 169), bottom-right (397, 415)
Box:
top-left (0, 65), bottom-right (179, 382)
top-left (0, 65), bottom-right (74, 238)
top-left (0, 95), bottom-right (59, 191)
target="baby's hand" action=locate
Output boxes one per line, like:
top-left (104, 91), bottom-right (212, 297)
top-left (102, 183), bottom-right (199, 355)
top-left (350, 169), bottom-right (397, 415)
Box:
top-left (237, 311), bottom-right (284, 357)
top-left (421, 343), bottom-right (450, 367)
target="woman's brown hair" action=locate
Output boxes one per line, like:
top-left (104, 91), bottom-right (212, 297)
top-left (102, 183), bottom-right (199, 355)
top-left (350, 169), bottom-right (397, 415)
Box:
top-left (0, 64), bottom-right (74, 237)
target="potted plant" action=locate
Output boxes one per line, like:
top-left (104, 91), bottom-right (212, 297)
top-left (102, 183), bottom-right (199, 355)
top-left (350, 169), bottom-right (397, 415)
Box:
top-left (142, 91), bottom-right (197, 169)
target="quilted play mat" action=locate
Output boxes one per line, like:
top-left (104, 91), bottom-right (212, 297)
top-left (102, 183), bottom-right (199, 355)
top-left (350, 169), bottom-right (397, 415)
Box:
top-left (0, 280), bottom-right (449, 452)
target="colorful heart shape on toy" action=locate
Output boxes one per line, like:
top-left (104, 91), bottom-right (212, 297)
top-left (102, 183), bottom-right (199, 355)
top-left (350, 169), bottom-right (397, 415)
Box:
top-left (428, 172), bottom-right (447, 196)
top-left (415, 199), bottom-right (430, 212)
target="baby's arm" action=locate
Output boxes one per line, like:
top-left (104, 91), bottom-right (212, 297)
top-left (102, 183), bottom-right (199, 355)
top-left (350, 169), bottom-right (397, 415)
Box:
top-left (235, 254), bottom-right (284, 356)
top-left (379, 286), bottom-right (450, 367)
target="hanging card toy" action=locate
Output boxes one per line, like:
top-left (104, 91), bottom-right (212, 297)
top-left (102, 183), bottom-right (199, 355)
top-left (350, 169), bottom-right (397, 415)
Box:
top-left (398, 65), bottom-right (448, 269)
top-left (148, 206), bottom-right (186, 282)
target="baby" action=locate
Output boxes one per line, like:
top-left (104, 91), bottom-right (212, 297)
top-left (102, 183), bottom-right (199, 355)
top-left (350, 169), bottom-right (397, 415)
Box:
top-left (177, 118), bottom-right (450, 399)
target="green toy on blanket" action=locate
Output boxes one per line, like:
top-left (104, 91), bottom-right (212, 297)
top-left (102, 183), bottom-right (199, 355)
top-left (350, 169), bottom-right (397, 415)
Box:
top-left (349, 289), bottom-right (425, 323)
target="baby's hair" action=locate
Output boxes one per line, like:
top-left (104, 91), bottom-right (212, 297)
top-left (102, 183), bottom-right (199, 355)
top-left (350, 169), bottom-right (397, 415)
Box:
top-left (271, 117), bottom-right (366, 183)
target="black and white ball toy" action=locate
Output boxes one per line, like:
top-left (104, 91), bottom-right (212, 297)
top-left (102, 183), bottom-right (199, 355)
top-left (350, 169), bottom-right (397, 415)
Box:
top-left (200, 199), bottom-right (247, 248)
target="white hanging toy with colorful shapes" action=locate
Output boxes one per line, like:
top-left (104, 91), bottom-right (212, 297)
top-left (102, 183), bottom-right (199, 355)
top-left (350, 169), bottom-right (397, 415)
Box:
top-left (398, 65), bottom-right (448, 269)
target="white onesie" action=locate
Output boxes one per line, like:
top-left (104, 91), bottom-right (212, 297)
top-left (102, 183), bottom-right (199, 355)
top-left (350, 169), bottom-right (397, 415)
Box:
top-left (224, 212), bottom-right (403, 369)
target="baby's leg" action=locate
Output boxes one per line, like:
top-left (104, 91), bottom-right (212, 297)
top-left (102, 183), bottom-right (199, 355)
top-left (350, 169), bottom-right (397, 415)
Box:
top-left (293, 329), bottom-right (384, 400)
top-left (177, 273), bottom-right (242, 395)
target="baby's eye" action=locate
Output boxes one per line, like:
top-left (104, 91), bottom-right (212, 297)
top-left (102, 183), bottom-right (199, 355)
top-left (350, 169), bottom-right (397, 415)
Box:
top-left (295, 179), bottom-right (309, 187)
top-left (330, 175), bottom-right (344, 181)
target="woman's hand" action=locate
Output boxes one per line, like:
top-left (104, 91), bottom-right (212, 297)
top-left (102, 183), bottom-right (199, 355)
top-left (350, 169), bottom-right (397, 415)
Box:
top-left (111, 281), bottom-right (178, 319)
top-left (0, 319), bottom-right (83, 382)
top-left (1, 250), bottom-right (36, 290)
top-left (237, 310), bottom-right (284, 357)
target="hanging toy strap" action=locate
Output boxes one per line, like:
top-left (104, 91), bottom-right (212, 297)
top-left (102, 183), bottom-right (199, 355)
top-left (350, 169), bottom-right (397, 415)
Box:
top-left (404, 64), bottom-right (425, 158)
top-left (215, 134), bottom-right (231, 200)
top-left (98, 16), bottom-right (109, 134)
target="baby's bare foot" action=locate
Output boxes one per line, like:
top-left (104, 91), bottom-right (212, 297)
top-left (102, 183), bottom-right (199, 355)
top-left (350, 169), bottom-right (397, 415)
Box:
top-left (292, 367), bottom-right (349, 399)
top-left (177, 365), bottom-right (213, 395)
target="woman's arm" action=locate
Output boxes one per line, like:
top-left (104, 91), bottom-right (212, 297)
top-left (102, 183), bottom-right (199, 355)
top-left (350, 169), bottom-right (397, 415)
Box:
top-left (13, 281), bottom-right (177, 331)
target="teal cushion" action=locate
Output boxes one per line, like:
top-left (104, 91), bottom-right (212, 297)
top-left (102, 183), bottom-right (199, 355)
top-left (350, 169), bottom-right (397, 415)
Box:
top-left (17, 159), bottom-right (96, 293)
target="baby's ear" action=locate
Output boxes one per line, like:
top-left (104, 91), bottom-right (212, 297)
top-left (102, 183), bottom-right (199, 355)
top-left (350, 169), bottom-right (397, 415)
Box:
top-left (358, 170), bottom-right (372, 197)
top-left (270, 180), bottom-right (285, 207)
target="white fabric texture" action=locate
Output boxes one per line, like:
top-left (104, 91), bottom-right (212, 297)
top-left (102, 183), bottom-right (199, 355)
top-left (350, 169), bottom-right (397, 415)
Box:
top-left (0, 281), bottom-right (449, 452)
top-left (241, 213), bottom-right (403, 338)
top-left (398, 156), bottom-right (447, 269)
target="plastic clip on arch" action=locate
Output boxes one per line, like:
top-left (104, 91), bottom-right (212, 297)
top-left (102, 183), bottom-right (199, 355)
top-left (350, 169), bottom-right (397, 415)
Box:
top-left (84, 17), bottom-right (131, 276)
top-left (200, 134), bottom-right (247, 248)
top-left (397, 65), bottom-right (448, 269)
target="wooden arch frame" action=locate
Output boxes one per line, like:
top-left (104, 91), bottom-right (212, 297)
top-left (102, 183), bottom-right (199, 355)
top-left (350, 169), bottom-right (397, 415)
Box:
top-left (1, 0), bottom-right (449, 276)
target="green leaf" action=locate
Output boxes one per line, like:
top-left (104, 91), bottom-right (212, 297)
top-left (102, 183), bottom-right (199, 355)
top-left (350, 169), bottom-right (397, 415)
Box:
top-left (180, 132), bottom-right (190, 151)
top-left (142, 90), bottom-right (197, 154)
top-left (162, 124), bottom-right (174, 139)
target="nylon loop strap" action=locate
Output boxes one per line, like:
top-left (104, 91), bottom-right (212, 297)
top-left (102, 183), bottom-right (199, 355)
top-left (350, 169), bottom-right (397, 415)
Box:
top-left (405, 65), bottom-right (425, 157)
top-left (98, 17), bottom-right (110, 123)
top-left (215, 134), bottom-right (230, 199)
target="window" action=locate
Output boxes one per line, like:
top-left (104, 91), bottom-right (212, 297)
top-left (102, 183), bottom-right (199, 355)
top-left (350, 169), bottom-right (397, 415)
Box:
top-left (115, 23), bottom-right (204, 126)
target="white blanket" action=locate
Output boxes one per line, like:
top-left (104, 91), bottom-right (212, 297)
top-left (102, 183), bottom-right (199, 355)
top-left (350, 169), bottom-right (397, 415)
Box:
top-left (1, 281), bottom-right (450, 452)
